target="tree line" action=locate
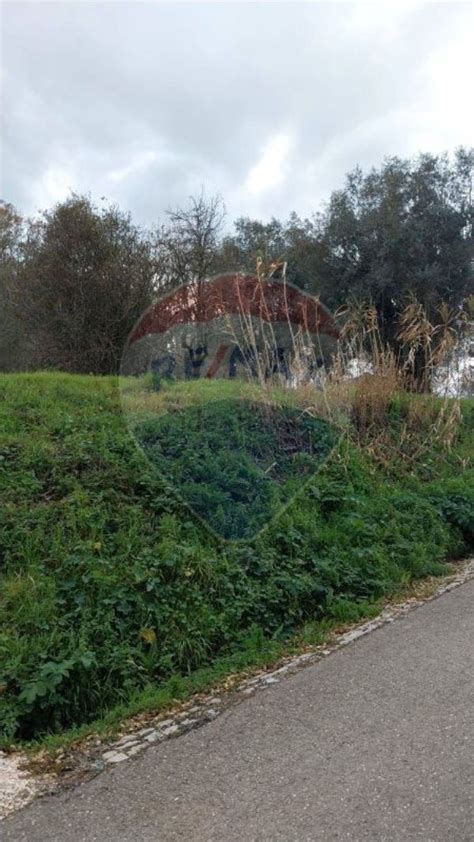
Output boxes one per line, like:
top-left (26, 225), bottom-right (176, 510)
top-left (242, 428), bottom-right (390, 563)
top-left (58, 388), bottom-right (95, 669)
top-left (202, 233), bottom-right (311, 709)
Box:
top-left (1, 148), bottom-right (472, 376)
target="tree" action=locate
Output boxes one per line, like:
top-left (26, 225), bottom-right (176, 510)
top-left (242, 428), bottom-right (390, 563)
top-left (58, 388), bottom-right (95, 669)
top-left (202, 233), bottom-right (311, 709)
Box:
top-left (314, 148), bottom-right (474, 338)
top-left (0, 201), bottom-right (28, 371)
top-left (220, 216), bottom-right (286, 272)
top-left (13, 195), bottom-right (156, 374)
top-left (154, 192), bottom-right (226, 291)
top-left (218, 213), bottom-right (328, 295)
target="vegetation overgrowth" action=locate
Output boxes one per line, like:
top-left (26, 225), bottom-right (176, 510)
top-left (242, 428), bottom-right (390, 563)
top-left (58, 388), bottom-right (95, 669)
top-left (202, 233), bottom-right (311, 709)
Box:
top-left (0, 372), bottom-right (473, 745)
top-left (123, 377), bottom-right (339, 540)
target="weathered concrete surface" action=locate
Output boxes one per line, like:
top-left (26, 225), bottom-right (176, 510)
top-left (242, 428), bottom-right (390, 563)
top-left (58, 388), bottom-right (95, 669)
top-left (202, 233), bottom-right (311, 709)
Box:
top-left (4, 578), bottom-right (474, 841)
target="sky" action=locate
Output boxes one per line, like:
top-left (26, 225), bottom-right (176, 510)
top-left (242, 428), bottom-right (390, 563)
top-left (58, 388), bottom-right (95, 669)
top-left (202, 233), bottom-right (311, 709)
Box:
top-left (1, 1), bottom-right (472, 229)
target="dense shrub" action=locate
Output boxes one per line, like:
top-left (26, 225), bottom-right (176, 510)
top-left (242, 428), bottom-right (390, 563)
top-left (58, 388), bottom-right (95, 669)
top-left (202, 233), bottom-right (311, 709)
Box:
top-left (426, 478), bottom-right (474, 547)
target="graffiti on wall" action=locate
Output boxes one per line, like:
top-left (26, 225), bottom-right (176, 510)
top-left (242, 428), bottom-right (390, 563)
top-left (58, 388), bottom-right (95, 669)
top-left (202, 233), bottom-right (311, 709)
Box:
top-left (121, 273), bottom-right (339, 383)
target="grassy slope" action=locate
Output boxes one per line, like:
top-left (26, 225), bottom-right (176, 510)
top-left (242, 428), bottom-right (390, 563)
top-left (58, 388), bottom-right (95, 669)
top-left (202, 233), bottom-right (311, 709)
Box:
top-left (124, 378), bottom-right (338, 540)
top-left (0, 373), bottom-right (473, 745)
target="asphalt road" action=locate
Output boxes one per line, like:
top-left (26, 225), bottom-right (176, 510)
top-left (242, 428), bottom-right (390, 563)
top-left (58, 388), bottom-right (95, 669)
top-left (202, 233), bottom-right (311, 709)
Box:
top-left (4, 579), bottom-right (474, 842)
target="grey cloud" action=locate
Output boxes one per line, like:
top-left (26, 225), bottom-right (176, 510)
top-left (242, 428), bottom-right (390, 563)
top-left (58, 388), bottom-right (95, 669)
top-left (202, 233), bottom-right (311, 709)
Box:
top-left (1, 2), bottom-right (471, 228)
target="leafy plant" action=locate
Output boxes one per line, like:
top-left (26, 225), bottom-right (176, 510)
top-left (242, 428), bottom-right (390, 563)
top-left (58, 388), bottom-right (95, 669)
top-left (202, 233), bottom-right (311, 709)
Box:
top-left (0, 373), bottom-right (472, 743)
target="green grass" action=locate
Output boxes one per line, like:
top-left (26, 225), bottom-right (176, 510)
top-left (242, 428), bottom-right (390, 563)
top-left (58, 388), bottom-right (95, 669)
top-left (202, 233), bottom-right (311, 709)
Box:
top-left (0, 372), bottom-right (472, 745)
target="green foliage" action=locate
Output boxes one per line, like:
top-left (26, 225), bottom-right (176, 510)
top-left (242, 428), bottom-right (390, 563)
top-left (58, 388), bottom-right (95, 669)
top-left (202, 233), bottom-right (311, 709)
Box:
top-left (6, 195), bottom-right (155, 374)
top-left (0, 374), bottom-right (472, 743)
top-left (0, 202), bottom-right (29, 373)
top-left (427, 478), bottom-right (474, 546)
top-left (134, 398), bottom-right (337, 539)
top-left (3, 150), bottom-right (472, 378)
top-left (221, 150), bottom-right (473, 347)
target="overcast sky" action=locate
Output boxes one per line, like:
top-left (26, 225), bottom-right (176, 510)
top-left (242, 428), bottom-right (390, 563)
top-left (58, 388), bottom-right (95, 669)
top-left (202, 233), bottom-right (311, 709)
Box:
top-left (1, 2), bottom-right (472, 228)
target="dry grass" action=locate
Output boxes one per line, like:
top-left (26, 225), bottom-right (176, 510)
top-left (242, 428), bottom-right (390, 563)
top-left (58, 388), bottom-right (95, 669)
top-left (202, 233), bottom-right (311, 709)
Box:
top-left (232, 281), bottom-right (469, 467)
top-left (125, 259), bottom-right (469, 469)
